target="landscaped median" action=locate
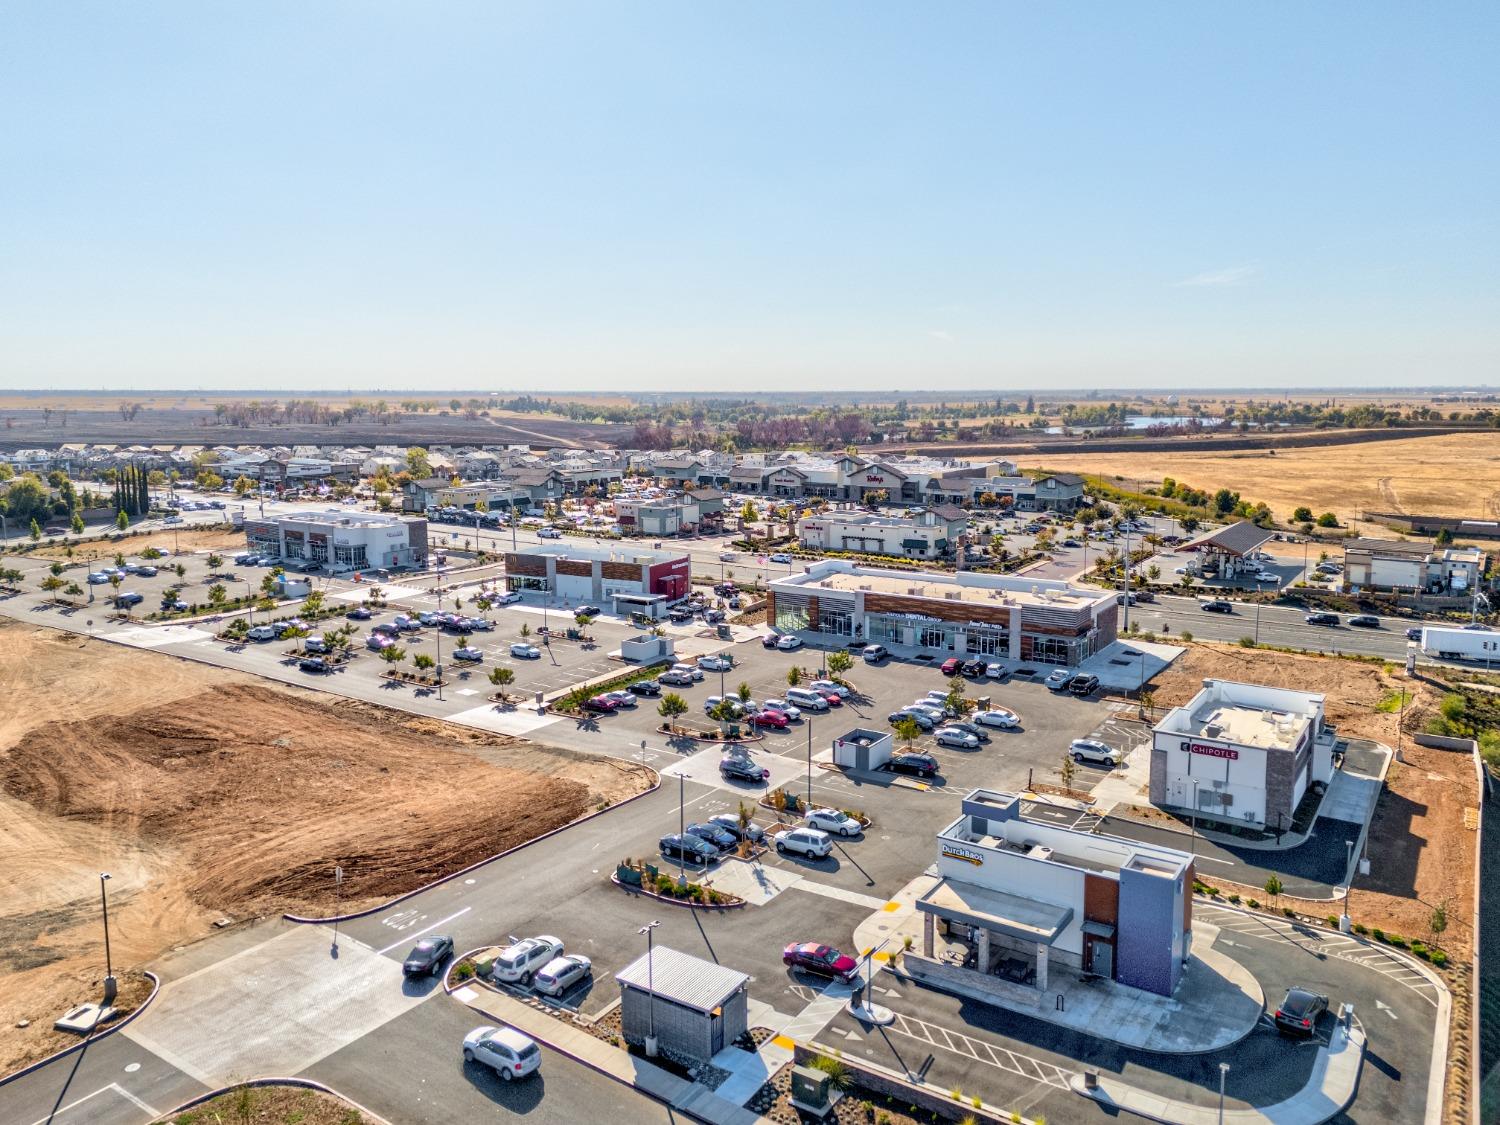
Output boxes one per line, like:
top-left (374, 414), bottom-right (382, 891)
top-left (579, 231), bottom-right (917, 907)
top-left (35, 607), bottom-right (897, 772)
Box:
top-left (149, 1080), bottom-right (385, 1124)
top-left (611, 857), bottom-right (745, 908)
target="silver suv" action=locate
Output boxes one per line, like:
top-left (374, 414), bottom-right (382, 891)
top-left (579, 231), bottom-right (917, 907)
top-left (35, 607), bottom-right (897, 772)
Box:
top-left (775, 828), bottom-right (833, 858)
top-left (1069, 739), bottom-right (1122, 767)
top-left (490, 935), bottom-right (564, 984)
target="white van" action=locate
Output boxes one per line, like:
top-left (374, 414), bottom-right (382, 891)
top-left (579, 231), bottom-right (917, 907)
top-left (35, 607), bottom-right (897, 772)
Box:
top-left (785, 687), bottom-right (829, 712)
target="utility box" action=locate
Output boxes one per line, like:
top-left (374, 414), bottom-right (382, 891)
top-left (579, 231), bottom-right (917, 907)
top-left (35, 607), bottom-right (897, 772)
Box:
top-left (832, 727), bottom-right (893, 772)
top-left (789, 1065), bottom-right (839, 1114)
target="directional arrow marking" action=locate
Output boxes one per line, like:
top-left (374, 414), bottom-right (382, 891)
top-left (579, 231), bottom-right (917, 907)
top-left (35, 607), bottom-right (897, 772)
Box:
top-left (1375, 1000), bottom-right (1398, 1020)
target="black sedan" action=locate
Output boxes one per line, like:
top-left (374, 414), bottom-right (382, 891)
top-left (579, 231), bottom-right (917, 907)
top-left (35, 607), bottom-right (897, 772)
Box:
top-left (1273, 987), bottom-right (1328, 1037)
top-left (1200, 600), bottom-right (1235, 614)
top-left (1068, 673), bottom-right (1100, 696)
top-left (627, 679), bottom-right (662, 697)
top-left (762, 632), bottom-right (782, 648)
top-left (685, 822), bottom-right (738, 851)
top-left (886, 751), bottom-right (938, 778)
top-left (719, 756), bottom-right (770, 784)
top-left (660, 833), bottom-right (718, 864)
top-left (402, 935), bottom-right (454, 977)
top-left (960, 659), bottom-right (987, 678)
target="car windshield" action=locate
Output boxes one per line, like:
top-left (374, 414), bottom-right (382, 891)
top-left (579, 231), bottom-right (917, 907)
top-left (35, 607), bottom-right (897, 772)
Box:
top-left (413, 940), bottom-right (437, 954)
top-left (1283, 991), bottom-right (1314, 1015)
top-left (817, 947), bottom-right (839, 963)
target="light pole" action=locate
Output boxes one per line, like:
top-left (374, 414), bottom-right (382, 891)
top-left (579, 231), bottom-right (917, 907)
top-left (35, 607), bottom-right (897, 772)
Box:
top-left (638, 919), bottom-right (661, 1057)
top-left (806, 716), bottom-right (814, 809)
top-left (677, 772), bottom-right (687, 887)
top-left (1217, 1062), bottom-right (1229, 1125)
top-left (99, 872), bottom-right (116, 1009)
top-left (1341, 839), bottom-right (1354, 929)
top-left (1188, 778), bottom-right (1200, 857)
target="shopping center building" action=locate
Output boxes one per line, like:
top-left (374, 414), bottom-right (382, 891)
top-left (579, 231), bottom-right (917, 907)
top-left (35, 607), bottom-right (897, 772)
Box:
top-left (243, 511), bottom-right (428, 573)
top-left (766, 559), bottom-right (1118, 666)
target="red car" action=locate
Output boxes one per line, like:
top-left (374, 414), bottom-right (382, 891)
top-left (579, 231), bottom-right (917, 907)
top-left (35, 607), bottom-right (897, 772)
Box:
top-left (583, 695), bottom-right (619, 713)
top-left (748, 709), bottom-right (789, 729)
top-left (821, 692), bottom-right (843, 707)
top-left (940, 657), bottom-right (961, 675)
top-left (783, 942), bottom-right (859, 983)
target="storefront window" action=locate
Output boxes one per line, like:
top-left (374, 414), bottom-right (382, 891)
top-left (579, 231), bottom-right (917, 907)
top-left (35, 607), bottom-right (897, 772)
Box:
top-left (817, 608), bottom-right (852, 635)
top-left (965, 628), bottom-right (1003, 656)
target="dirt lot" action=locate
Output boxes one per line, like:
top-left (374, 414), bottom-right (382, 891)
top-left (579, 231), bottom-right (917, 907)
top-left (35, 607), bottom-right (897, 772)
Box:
top-left (1152, 642), bottom-right (1478, 956)
top-left (1027, 430), bottom-right (1500, 529)
top-left (0, 622), bottom-right (651, 1075)
top-left (27, 525), bottom-right (249, 560)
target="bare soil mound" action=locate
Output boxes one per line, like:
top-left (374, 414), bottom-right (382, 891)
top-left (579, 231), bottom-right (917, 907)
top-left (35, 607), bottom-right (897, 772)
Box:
top-left (1, 681), bottom-right (635, 915)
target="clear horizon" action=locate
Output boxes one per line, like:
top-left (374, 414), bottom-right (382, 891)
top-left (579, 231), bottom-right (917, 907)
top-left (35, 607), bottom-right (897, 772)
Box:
top-left (1, 2), bottom-right (1495, 392)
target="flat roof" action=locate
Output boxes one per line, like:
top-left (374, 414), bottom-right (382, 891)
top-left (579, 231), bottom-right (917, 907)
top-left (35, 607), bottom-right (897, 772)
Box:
top-left (1184, 702), bottom-right (1309, 750)
top-left (917, 879), bottom-right (1074, 945)
top-left (801, 569), bottom-right (1106, 611)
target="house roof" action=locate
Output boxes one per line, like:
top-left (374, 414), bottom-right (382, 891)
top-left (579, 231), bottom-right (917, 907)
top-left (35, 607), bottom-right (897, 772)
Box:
top-left (687, 488), bottom-right (725, 501)
top-left (927, 503), bottom-right (969, 522)
top-left (1182, 519), bottom-right (1275, 557)
top-left (1037, 472), bottom-right (1086, 487)
top-left (615, 947), bottom-right (748, 1012)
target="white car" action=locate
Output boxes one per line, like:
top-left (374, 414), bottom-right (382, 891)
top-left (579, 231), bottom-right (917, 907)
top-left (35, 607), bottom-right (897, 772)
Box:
top-left (452, 646), bottom-right (484, 662)
top-left (761, 698), bottom-right (802, 721)
top-left (769, 553), bottom-right (792, 564)
top-left (776, 634), bottom-right (803, 651)
top-left (973, 708), bottom-right (1020, 729)
top-left (490, 935), bottom-right (565, 984)
top-left (602, 690), bottom-right (637, 709)
top-left (934, 727), bottom-right (980, 749)
top-left (984, 664), bottom-right (1005, 679)
top-left (1070, 739), bottom-right (1123, 767)
top-left (809, 679), bottom-right (849, 699)
top-left (805, 808), bottom-right (862, 837)
top-left (532, 954), bottom-right (592, 997)
top-left (497, 591), bottom-right (523, 604)
top-left (463, 1025), bottom-right (541, 1080)
top-left (510, 642), bottom-right (541, 659)
top-left (776, 828), bottom-right (833, 858)
top-left (698, 654), bottom-right (734, 672)
top-left (703, 695), bottom-right (746, 716)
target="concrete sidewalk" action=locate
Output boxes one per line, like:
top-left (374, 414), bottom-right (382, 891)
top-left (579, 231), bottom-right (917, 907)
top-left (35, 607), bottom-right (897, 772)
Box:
top-left (453, 984), bottom-right (774, 1125)
top-left (1072, 1021), bottom-right (1367, 1124)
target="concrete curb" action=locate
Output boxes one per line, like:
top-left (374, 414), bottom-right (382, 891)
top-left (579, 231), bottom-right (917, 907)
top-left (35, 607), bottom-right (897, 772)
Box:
top-left (145, 1077), bottom-right (394, 1125)
top-left (0, 971), bottom-right (161, 1089)
top-left (282, 769), bottom-right (662, 925)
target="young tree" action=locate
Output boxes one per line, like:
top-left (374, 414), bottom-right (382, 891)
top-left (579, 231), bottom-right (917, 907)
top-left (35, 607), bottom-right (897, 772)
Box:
top-left (1429, 901), bottom-right (1448, 950)
top-left (1292, 506), bottom-right (1314, 523)
top-left (826, 649), bottom-right (854, 680)
top-left (303, 590), bottom-right (325, 615)
top-left (658, 692), bottom-right (689, 729)
top-left (379, 645), bottom-right (407, 668)
top-left (736, 681), bottom-right (753, 702)
top-left (413, 653), bottom-right (435, 672)
top-left (1059, 752), bottom-right (1076, 791)
top-left (174, 562), bottom-right (186, 579)
top-left (893, 716), bottom-right (922, 749)
top-left (786, 665), bottom-right (803, 687)
top-left (206, 553), bottom-right (224, 572)
top-left (70, 513), bottom-right (85, 535)
top-left (488, 665), bottom-right (515, 701)
top-left (115, 510), bottom-right (128, 531)
top-left (40, 574), bottom-right (65, 601)
top-left (207, 583), bottom-right (227, 606)
top-left (233, 476), bottom-right (255, 497)
top-left (1264, 874), bottom-right (1283, 905)
top-left (29, 518), bottom-right (42, 540)
top-left (1316, 512), bottom-right (1339, 527)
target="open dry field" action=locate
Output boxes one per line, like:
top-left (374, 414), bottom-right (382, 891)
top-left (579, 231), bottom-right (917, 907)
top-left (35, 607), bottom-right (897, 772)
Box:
top-left (27, 525), bottom-right (248, 561)
top-left (1152, 642), bottom-right (1477, 955)
top-left (0, 622), bottom-right (650, 1074)
top-left (1028, 430), bottom-right (1500, 527)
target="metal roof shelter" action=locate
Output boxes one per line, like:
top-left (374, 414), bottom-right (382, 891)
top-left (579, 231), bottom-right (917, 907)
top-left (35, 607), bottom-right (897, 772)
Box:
top-left (916, 880), bottom-right (1074, 946)
top-left (1181, 519), bottom-right (1275, 558)
top-left (615, 947), bottom-right (749, 1013)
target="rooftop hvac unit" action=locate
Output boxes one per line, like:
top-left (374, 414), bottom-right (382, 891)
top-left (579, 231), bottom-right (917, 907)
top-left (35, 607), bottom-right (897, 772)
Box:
top-left (1028, 845), bottom-right (1054, 862)
top-left (1205, 724), bottom-right (1223, 739)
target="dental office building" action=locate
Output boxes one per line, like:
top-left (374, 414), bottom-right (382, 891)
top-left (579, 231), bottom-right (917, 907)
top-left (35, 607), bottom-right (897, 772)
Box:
top-left (767, 559), bottom-right (1118, 666)
top-left (1149, 679), bottom-right (1338, 832)
top-left (243, 510), bottom-right (428, 573)
top-left (503, 542), bottom-right (692, 610)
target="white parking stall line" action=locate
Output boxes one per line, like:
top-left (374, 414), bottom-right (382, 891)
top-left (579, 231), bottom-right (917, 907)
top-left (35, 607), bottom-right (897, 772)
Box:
top-left (28, 1083), bottom-right (160, 1125)
top-left (375, 906), bottom-right (471, 956)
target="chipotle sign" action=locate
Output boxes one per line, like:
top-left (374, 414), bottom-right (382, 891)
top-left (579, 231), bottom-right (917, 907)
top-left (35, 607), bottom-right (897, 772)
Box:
top-left (1188, 742), bottom-right (1239, 760)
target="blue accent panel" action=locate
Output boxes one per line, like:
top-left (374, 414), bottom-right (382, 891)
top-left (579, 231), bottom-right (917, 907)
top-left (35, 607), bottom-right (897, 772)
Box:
top-left (1116, 864), bottom-right (1179, 996)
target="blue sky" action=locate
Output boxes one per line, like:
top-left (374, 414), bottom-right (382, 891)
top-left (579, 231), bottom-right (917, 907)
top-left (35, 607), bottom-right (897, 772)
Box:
top-left (1, 2), bottom-right (1495, 393)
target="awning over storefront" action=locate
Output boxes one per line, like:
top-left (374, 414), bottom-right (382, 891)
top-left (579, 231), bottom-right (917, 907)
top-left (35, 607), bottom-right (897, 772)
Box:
top-left (916, 879), bottom-right (1073, 945)
top-left (1081, 920), bottom-right (1116, 939)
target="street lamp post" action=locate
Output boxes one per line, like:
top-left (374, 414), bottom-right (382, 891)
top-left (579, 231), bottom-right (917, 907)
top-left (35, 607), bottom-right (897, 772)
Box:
top-left (1340, 839), bottom-right (1354, 930)
top-left (677, 771), bottom-right (687, 887)
top-left (638, 920), bottom-right (661, 1057)
top-left (99, 872), bottom-right (116, 1008)
top-left (1189, 778), bottom-right (1200, 857)
top-left (1217, 1062), bottom-right (1230, 1125)
top-left (806, 717), bottom-right (814, 809)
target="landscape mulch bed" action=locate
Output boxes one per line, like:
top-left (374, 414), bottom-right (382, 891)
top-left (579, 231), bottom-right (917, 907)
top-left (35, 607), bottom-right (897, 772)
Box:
top-left (153, 1084), bottom-right (367, 1124)
top-left (746, 1064), bottom-right (972, 1125)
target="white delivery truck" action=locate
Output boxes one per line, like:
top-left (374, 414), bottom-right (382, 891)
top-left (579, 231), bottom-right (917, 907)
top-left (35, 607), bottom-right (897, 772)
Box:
top-left (1421, 625), bottom-right (1500, 663)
